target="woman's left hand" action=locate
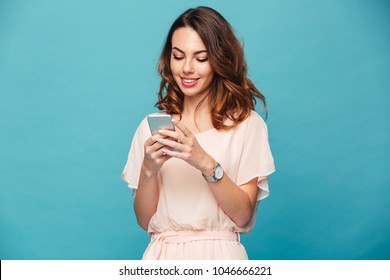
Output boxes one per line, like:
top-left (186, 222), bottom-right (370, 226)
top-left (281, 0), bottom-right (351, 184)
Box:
top-left (156, 121), bottom-right (215, 175)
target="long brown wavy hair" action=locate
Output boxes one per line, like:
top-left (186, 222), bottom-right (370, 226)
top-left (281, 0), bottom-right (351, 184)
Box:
top-left (155, 6), bottom-right (267, 130)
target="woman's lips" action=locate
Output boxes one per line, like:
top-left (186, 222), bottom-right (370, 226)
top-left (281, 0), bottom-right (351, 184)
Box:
top-left (181, 77), bottom-right (199, 87)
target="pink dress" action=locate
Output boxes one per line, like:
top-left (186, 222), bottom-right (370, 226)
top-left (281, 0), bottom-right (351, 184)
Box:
top-left (121, 110), bottom-right (275, 259)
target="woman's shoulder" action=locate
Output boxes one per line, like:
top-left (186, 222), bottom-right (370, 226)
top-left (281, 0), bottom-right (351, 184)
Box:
top-left (220, 110), bottom-right (267, 136)
top-left (249, 110), bottom-right (266, 122)
top-left (241, 110), bottom-right (267, 129)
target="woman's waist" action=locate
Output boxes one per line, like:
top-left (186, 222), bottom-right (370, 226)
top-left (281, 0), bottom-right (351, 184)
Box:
top-left (150, 230), bottom-right (240, 243)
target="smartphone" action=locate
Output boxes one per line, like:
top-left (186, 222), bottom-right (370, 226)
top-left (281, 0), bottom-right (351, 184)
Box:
top-left (147, 114), bottom-right (175, 135)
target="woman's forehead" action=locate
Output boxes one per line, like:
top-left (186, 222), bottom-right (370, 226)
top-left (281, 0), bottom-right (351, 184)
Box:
top-left (171, 27), bottom-right (207, 53)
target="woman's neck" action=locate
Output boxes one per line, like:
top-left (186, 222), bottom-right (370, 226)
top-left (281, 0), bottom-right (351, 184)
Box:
top-left (182, 92), bottom-right (209, 115)
top-left (181, 94), bottom-right (213, 133)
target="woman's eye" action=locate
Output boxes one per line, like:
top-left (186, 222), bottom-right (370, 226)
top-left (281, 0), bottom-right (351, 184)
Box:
top-left (172, 55), bottom-right (184, 60)
top-left (197, 58), bottom-right (208, 62)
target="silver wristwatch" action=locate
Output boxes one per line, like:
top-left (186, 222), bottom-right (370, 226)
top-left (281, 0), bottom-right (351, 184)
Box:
top-left (202, 163), bottom-right (224, 183)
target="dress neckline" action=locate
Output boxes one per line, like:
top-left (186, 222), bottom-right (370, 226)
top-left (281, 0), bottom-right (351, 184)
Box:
top-left (193, 127), bottom-right (217, 135)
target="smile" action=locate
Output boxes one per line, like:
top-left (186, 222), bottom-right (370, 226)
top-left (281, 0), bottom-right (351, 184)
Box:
top-left (183, 79), bottom-right (196, 82)
top-left (181, 77), bottom-right (199, 87)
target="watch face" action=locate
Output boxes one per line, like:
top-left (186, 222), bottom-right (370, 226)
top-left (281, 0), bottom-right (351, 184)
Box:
top-left (215, 165), bottom-right (224, 180)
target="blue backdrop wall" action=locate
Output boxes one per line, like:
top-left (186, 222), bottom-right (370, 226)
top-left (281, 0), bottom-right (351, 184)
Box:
top-left (0, 0), bottom-right (389, 260)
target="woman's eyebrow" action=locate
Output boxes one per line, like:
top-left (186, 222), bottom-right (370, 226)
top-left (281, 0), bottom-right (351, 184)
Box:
top-left (172, 47), bottom-right (207, 55)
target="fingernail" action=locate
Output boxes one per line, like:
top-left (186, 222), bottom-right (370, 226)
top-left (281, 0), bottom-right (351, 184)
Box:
top-left (158, 129), bottom-right (164, 134)
top-left (171, 118), bottom-right (176, 123)
top-left (157, 138), bottom-right (162, 142)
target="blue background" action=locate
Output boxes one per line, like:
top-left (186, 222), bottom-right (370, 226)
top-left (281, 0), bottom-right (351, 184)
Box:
top-left (1, 0), bottom-right (389, 260)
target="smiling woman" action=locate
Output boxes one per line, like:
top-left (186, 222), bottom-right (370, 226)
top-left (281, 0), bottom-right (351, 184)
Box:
top-left (170, 28), bottom-right (214, 104)
top-left (121, 6), bottom-right (275, 260)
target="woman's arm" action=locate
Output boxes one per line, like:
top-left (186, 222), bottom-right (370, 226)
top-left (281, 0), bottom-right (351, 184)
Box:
top-left (134, 133), bottom-right (171, 230)
top-left (203, 166), bottom-right (260, 228)
top-left (158, 121), bottom-right (261, 228)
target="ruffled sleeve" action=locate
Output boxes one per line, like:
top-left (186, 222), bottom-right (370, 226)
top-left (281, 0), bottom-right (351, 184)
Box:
top-left (236, 111), bottom-right (275, 201)
top-left (120, 117), bottom-right (150, 193)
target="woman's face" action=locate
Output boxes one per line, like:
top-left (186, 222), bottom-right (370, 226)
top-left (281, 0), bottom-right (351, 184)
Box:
top-left (170, 27), bottom-right (214, 101)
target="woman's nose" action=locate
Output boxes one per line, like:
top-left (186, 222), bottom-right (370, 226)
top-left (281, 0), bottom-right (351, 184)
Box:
top-left (182, 59), bottom-right (195, 74)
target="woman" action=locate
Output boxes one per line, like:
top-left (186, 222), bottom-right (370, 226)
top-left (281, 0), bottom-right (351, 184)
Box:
top-left (121, 6), bottom-right (275, 260)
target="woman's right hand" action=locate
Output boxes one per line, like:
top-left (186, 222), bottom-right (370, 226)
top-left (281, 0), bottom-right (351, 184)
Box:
top-left (141, 133), bottom-right (171, 176)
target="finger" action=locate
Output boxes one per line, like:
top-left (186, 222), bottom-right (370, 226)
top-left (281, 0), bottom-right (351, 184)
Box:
top-left (161, 148), bottom-right (188, 159)
top-left (159, 125), bottom-right (187, 142)
top-left (149, 146), bottom-right (171, 160)
top-left (159, 148), bottom-right (168, 157)
top-left (162, 150), bottom-right (166, 156)
top-left (159, 148), bottom-right (173, 162)
top-left (161, 148), bottom-right (192, 162)
top-left (145, 141), bottom-right (169, 159)
top-left (157, 137), bottom-right (188, 153)
top-left (146, 136), bottom-right (165, 151)
top-left (150, 141), bottom-right (165, 152)
top-left (158, 129), bottom-right (180, 141)
top-left (158, 129), bottom-right (191, 147)
top-left (163, 124), bottom-right (193, 146)
top-left (144, 136), bottom-right (156, 147)
top-left (145, 133), bottom-right (168, 146)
